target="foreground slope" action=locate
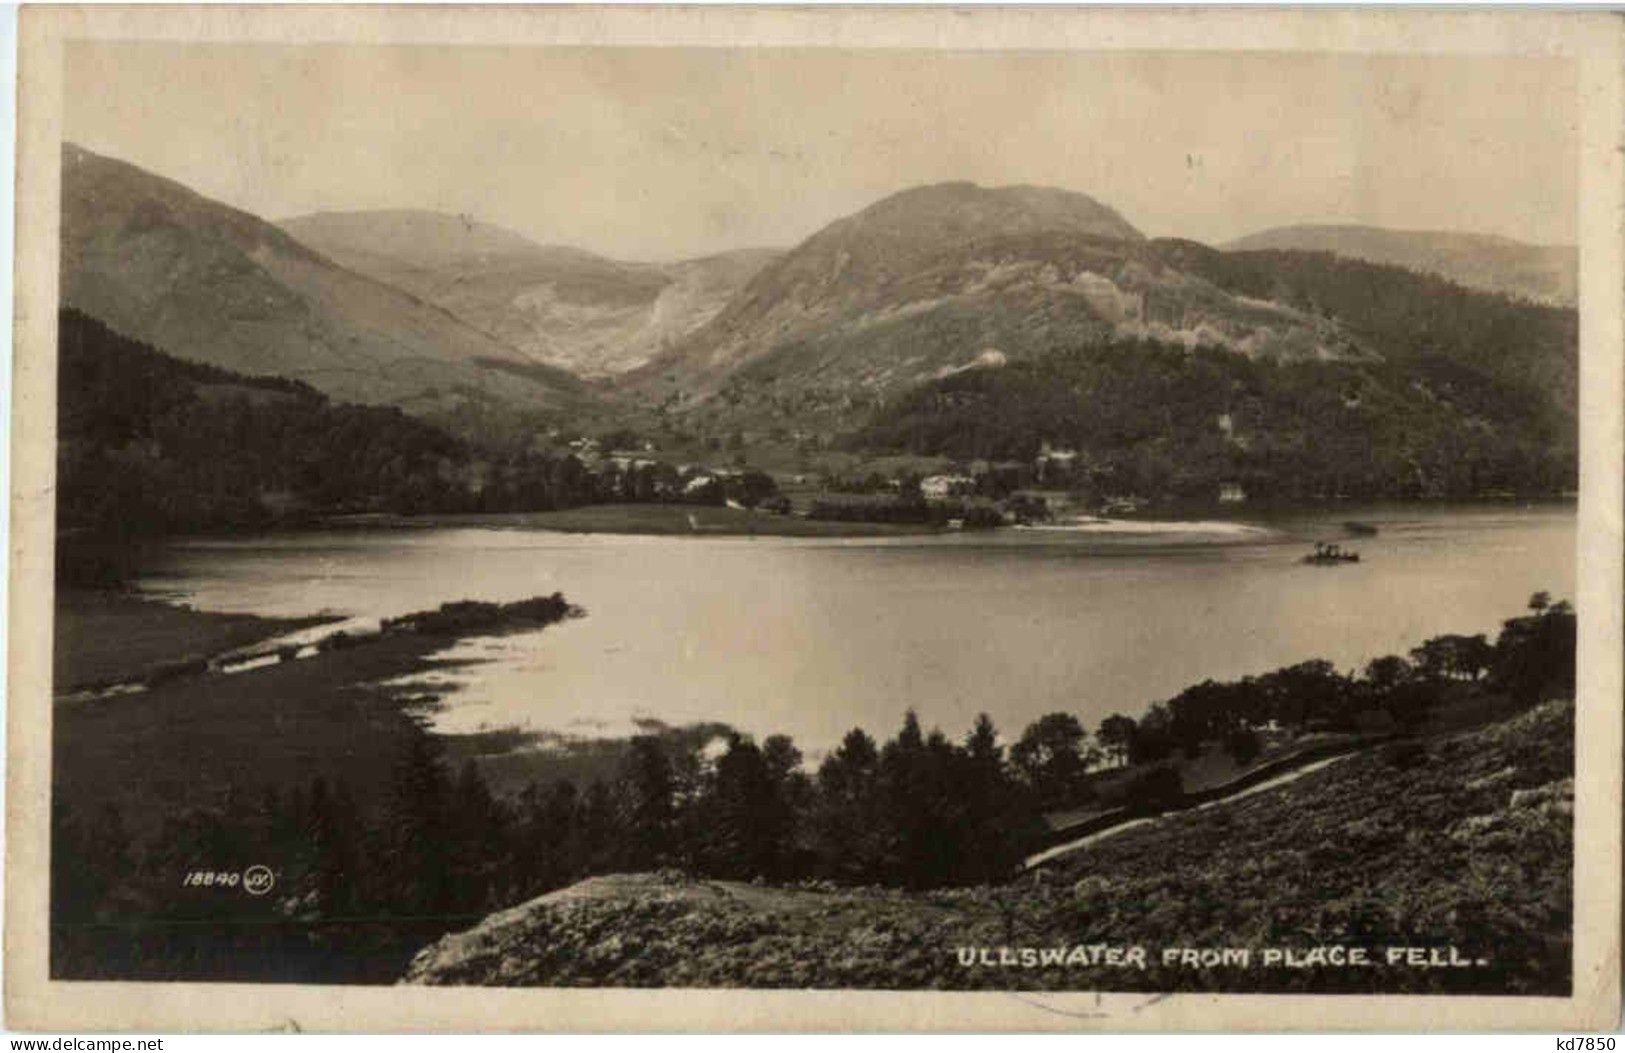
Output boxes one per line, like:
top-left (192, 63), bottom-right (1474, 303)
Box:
top-left (60, 145), bottom-right (583, 432)
top-left (280, 210), bottom-right (778, 377)
top-left (1225, 224), bottom-right (1576, 306)
top-left (404, 698), bottom-right (1572, 993)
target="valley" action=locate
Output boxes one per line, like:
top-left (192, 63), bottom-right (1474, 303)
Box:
top-left (48, 140), bottom-right (1583, 995)
top-left (58, 145), bottom-right (1579, 533)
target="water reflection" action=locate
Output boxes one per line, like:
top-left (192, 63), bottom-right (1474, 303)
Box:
top-left (136, 505), bottom-right (1575, 756)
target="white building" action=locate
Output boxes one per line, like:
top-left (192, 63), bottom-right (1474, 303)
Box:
top-left (921, 474), bottom-right (973, 500)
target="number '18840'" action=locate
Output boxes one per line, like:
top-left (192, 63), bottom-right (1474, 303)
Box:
top-left (181, 870), bottom-right (240, 888)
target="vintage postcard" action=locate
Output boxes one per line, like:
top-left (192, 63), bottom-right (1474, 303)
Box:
top-left (7, 4), bottom-right (1622, 1033)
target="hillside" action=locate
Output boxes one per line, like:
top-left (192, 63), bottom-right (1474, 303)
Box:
top-left (626, 183), bottom-right (1367, 432)
top-left (280, 210), bottom-right (778, 377)
top-left (854, 239), bottom-right (1579, 501)
top-left (1158, 239), bottom-right (1578, 423)
top-left (60, 145), bottom-right (585, 437)
top-left (609, 181), bottom-right (1574, 502)
top-left (55, 308), bottom-right (762, 564)
top-left (1224, 225), bottom-right (1576, 307)
top-left (403, 697), bottom-right (1573, 993)
top-left (55, 308), bottom-right (475, 539)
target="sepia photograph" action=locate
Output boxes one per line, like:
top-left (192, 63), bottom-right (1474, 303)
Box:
top-left (6, 4), bottom-right (1621, 1034)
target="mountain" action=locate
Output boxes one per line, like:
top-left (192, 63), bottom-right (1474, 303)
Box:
top-left (60, 145), bottom-right (585, 438)
top-left (279, 210), bottom-right (779, 377)
top-left (606, 180), bottom-right (1572, 501)
top-left (55, 308), bottom-right (476, 539)
top-left (1223, 225), bottom-right (1576, 306)
top-left (854, 239), bottom-right (1577, 500)
top-left (624, 182), bottom-right (1371, 432)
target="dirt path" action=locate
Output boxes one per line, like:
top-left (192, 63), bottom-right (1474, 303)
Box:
top-left (1023, 751), bottom-right (1360, 870)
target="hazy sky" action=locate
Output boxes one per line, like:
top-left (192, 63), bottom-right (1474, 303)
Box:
top-left (65, 44), bottom-right (1577, 261)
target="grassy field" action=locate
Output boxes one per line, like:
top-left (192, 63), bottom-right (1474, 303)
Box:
top-left (50, 589), bottom-right (594, 984)
top-left (406, 698), bottom-right (1574, 994)
top-left (366, 503), bottom-right (943, 537)
top-left (54, 590), bottom-right (336, 694)
top-left (53, 630), bottom-right (453, 838)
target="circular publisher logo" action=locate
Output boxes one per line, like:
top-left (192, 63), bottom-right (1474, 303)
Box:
top-left (243, 865), bottom-right (276, 896)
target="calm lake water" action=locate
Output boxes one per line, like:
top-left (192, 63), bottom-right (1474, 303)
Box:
top-left (135, 505), bottom-right (1575, 756)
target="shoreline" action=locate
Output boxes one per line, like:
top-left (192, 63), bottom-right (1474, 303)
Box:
top-left (296, 494), bottom-right (1577, 540)
top-left (53, 496), bottom-right (1574, 550)
top-left (53, 589), bottom-right (340, 696)
top-left (318, 504), bottom-right (945, 538)
top-left (52, 592), bottom-right (581, 830)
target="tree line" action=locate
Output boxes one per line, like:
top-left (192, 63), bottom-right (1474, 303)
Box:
top-left (852, 328), bottom-right (1576, 504)
top-left (51, 593), bottom-right (1576, 983)
top-left (1084, 593), bottom-right (1575, 785)
top-left (1155, 239), bottom-right (1578, 427)
top-left (56, 310), bottom-right (780, 576)
top-left (51, 706), bottom-right (1038, 981)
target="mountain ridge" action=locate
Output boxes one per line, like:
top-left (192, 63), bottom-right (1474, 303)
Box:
top-left (623, 182), bottom-right (1366, 431)
top-left (280, 209), bottom-right (781, 377)
top-left (1223, 223), bottom-right (1576, 306)
top-left (60, 143), bottom-right (585, 439)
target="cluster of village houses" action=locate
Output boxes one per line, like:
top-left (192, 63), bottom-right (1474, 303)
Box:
top-left (920, 443), bottom-right (1245, 506)
top-left (555, 435), bottom-right (777, 505)
top-left (555, 434), bottom-right (1248, 511)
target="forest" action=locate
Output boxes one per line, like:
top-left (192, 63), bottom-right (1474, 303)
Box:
top-left (1089, 593), bottom-right (1574, 782)
top-left (853, 247), bottom-right (1575, 502)
top-left (56, 309), bottom-right (780, 578)
top-left (1153, 240), bottom-right (1578, 423)
top-left (58, 309), bottom-right (471, 535)
top-left (853, 333), bottom-right (1575, 503)
top-left (51, 593), bottom-right (1576, 983)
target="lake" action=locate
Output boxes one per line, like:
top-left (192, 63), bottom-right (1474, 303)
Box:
top-left (133, 504), bottom-right (1575, 757)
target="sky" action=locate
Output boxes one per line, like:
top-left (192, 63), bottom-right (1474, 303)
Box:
top-left (64, 44), bottom-right (1577, 262)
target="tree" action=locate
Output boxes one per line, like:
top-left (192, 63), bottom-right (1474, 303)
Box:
top-left (302, 776), bottom-right (362, 918)
top-left (1364, 655), bottom-right (1413, 695)
top-left (380, 733), bottom-right (454, 916)
top-left (1410, 633), bottom-right (1493, 683)
top-left (813, 728), bottom-right (885, 883)
top-left (617, 737), bottom-right (677, 869)
top-left (1362, 654), bottom-right (1436, 730)
top-left (697, 734), bottom-right (793, 880)
top-left (1096, 714), bottom-right (1138, 767)
top-left (895, 709), bottom-right (924, 752)
top-left (1262, 659), bottom-right (1346, 730)
top-left (576, 780), bottom-right (619, 874)
top-left (958, 714), bottom-right (1029, 883)
top-left (51, 800), bottom-right (131, 925)
top-left (725, 471), bottom-right (781, 509)
top-left (965, 713), bottom-right (1002, 775)
top-left (761, 734), bottom-right (814, 870)
top-left (1010, 712), bottom-right (1097, 807)
top-left (1491, 599), bottom-right (1576, 706)
top-left (515, 777), bottom-right (582, 895)
top-left (761, 734), bottom-right (803, 783)
top-left (878, 711), bottom-right (940, 886)
top-left (1222, 725), bottom-right (1263, 766)
top-left (451, 760), bottom-right (507, 910)
top-left (1130, 703), bottom-right (1177, 763)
